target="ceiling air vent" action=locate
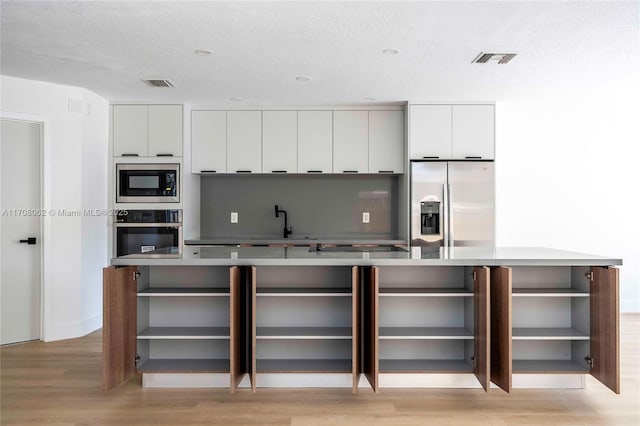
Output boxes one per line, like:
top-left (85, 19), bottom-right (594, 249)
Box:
top-left (472, 52), bottom-right (517, 64)
top-left (141, 79), bottom-right (176, 88)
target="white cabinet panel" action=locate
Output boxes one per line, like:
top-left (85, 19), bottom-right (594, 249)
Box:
top-left (113, 105), bottom-right (148, 157)
top-left (333, 111), bottom-right (368, 173)
top-left (409, 105), bottom-right (452, 160)
top-left (262, 111), bottom-right (297, 173)
top-left (191, 111), bottom-right (227, 174)
top-left (452, 105), bottom-right (495, 160)
top-left (227, 111), bottom-right (262, 173)
top-left (148, 105), bottom-right (183, 157)
top-left (369, 110), bottom-right (404, 173)
top-left (298, 111), bottom-right (333, 173)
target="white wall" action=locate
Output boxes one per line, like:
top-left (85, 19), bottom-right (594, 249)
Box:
top-left (0, 75), bottom-right (109, 340)
top-left (496, 86), bottom-right (640, 312)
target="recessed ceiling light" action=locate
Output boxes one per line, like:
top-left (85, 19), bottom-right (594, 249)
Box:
top-left (229, 97), bottom-right (243, 102)
top-left (195, 49), bottom-right (212, 56)
top-left (382, 48), bottom-right (400, 55)
top-left (296, 76), bottom-right (312, 82)
top-left (364, 97), bottom-right (376, 101)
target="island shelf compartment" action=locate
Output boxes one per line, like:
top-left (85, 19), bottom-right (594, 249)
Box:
top-left (489, 265), bottom-right (619, 394)
top-left (374, 265), bottom-right (490, 390)
top-left (251, 266), bottom-right (359, 391)
top-left (135, 266), bottom-right (232, 375)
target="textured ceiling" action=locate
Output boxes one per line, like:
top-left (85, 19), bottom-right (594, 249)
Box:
top-left (1, 1), bottom-right (638, 104)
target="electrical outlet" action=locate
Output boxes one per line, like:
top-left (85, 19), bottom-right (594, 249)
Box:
top-left (362, 212), bottom-right (370, 224)
top-left (230, 212), bottom-right (238, 223)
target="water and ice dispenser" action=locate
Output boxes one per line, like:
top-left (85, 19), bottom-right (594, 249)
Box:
top-left (420, 201), bottom-right (440, 235)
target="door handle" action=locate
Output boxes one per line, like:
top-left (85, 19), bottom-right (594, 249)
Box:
top-left (19, 237), bottom-right (37, 245)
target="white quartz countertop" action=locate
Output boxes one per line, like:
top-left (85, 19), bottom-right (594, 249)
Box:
top-left (110, 246), bottom-right (622, 267)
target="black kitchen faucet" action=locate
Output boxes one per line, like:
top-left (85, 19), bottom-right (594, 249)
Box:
top-left (274, 205), bottom-right (292, 238)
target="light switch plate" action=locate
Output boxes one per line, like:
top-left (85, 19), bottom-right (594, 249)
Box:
top-left (362, 212), bottom-right (370, 224)
top-left (231, 212), bottom-right (238, 223)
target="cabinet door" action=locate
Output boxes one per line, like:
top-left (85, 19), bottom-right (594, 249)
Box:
top-left (473, 266), bottom-right (490, 392)
top-left (590, 267), bottom-right (620, 394)
top-left (490, 266), bottom-right (512, 393)
top-left (351, 267), bottom-right (360, 394)
top-left (103, 266), bottom-right (137, 391)
top-left (148, 105), bottom-right (183, 157)
top-left (230, 266), bottom-right (243, 393)
top-left (227, 111), bottom-right (262, 173)
top-left (298, 111), bottom-right (333, 173)
top-left (369, 110), bottom-right (404, 173)
top-left (250, 266), bottom-right (257, 392)
top-left (363, 266), bottom-right (379, 392)
top-left (191, 111), bottom-right (227, 173)
top-left (409, 105), bottom-right (452, 159)
top-left (113, 105), bottom-right (148, 157)
top-left (452, 105), bottom-right (494, 159)
top-left (333, 111), bottom-right (368, 173)
top-left (262, 111), bottom-right (297, 173)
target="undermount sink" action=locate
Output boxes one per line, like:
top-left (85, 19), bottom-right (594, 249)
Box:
top-left (310, 246), bottom-right (408, 253)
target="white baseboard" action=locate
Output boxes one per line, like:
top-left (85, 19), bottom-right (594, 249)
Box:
top-left (44, 314), bottom-right (101, 342)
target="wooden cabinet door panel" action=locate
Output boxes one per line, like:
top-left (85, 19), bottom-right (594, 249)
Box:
top-left (250, 266), bottom-right (257, 392)
top-left (230, 266), bottom-right (242, 393)
top-left (103, 266), bottom-right (137, 391)
top-left (352, 266), bottom-right (360, 393)
top-left (490, 266), bottom-right (512, 393)
top-left (474, 266), bottom-right (490, 392)
top-left (590, 266), bottom-right (620, 394)
top-left (363, 266), bottom-right (379, 392)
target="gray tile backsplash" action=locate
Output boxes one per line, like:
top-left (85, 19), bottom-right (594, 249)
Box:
top-left (201, 174), bottom-right (399, 239)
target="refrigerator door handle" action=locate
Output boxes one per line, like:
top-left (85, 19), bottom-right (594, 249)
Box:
top-left (443, 183), bottom-right (449, 247)
top-left (447, 184), bottom-right (454, 248)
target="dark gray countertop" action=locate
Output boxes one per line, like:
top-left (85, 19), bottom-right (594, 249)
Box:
top-left (111, 246), bottom-right (622, 267)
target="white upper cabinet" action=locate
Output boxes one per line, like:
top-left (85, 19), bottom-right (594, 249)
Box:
top-left (191, 111), bottom-right (227, 174)
top-left (452, 105), bottom-right (495, 159)
top-left (333, 111), bottom-right (369, 173)
top-left (298, 111), bottom-right (333, 173)
top-left (369, 110), bottom-right (404, 173)
top-left (409, 105), bottom-right (452, 159)
top-left (409, 104), bottom-right (495, 160)
top-left (113, 104), bottom-right (183, 157)
top-left (227, 111), bottom-right (262, 173)
top-left (148, 105), bottom-right (183, 157)
top-left (113, 105), bottom-right (148, 157)
top-left (262, 111), bottom-right (297, 173)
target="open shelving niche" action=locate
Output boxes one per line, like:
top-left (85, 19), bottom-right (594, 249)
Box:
top-left (510, 266), bottom-right (591, 382)
top-left (377, 265), bottom-right (487, 389)
top-left (253, 266), bottom-right (357, 389)
top-left (135, 265), bottom-right (232, 388)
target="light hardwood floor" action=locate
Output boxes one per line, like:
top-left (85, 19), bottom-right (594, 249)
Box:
top-left (2, 314), bottom-right (639, 425)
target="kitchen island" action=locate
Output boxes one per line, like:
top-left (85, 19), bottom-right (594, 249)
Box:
top-left (104, 247), bottom-right (621, 395)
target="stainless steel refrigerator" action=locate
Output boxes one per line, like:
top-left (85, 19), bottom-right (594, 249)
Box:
top-left (411, 161), bottom-right (495, 247)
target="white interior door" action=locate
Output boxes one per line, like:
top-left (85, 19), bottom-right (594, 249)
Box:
top-left (1, 119), bottom-right (42, 345)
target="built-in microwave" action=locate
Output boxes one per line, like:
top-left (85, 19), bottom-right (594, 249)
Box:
top-left (114, 209), bottom-right (182, 258)
top-left (116, 163), bottom-right (179, 203)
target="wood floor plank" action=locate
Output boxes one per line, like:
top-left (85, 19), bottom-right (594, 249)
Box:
top-left (1, 314), bottom-right (639, 426)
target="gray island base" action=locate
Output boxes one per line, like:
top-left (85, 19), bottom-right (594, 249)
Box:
top-left (104, 247), bottom-right (621, 394)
